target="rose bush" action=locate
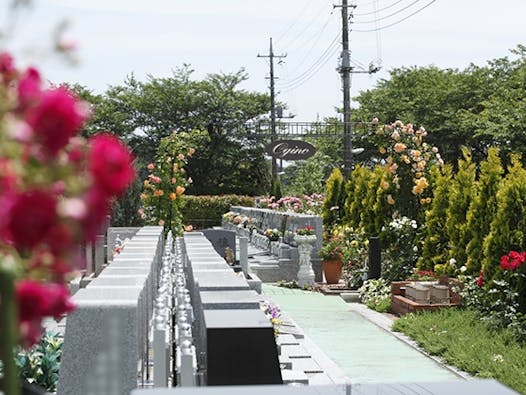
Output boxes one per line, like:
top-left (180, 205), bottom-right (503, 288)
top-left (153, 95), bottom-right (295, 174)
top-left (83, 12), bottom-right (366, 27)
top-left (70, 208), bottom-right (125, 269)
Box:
top-left (0, 52), bottom-right (135, 395)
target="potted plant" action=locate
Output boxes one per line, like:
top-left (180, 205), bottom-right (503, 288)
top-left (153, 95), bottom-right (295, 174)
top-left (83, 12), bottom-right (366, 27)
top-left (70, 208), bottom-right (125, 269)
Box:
top-left (319, 236), bottom-right (345, 284)
top-left (264, 228), bottom-right (281, 242)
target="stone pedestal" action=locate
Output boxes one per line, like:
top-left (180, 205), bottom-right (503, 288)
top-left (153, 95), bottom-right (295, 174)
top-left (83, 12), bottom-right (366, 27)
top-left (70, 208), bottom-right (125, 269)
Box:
top-left (294, 235), bottom-right (316, 287)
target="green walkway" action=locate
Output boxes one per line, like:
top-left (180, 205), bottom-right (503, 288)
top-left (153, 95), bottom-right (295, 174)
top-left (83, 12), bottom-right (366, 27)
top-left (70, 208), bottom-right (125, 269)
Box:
top-left (263, 284), bottom-right (461, 384)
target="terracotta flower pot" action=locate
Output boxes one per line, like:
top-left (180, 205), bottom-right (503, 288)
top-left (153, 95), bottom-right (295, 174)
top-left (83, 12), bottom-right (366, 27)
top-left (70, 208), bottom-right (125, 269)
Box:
top-left (322, 259), bottom-right (343, 284)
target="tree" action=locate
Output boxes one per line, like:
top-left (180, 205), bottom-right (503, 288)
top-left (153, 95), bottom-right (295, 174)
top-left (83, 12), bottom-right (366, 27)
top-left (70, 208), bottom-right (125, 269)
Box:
top-left (322, 168), bottom-right (346, 232)
top-left (465, 147), bottom-right (504, 273)
top-left (442, 148), bottom-right (476, 273)
top-left (80, 66), bottom-right (271, 197)
top-left (351, 46), bottom-right (526, 165)
top-left (482, 155), bottom-right (526, 281)
top-left (343, 165), bottom-right (371, 230)
top-left (418, 165), bottom-right (453, 271)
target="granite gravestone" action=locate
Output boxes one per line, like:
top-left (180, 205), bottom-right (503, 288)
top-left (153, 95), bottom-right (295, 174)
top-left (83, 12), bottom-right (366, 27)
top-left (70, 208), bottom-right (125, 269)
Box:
top-left (202, 229), bottom-right (236, 260)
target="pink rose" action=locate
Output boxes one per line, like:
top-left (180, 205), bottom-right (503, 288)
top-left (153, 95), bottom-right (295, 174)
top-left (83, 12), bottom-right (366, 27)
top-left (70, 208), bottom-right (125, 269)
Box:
top-left (4, 189), bottom-right (57, 250)
top-left (17, 67), bottom-right (41, 113)
top-left (25, 87), bottom-right (87, 156)
top-left (88, 133), bottom-right (135, 197)
top-left (0, 51), bottom-right (16, 84)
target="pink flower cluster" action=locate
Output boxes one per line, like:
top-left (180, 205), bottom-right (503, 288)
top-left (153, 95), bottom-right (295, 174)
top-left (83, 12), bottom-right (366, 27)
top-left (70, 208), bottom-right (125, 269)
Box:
top-left (500, 251), bottom-right (526, 271)
top-left (0, 52), bottom-right (135, 346)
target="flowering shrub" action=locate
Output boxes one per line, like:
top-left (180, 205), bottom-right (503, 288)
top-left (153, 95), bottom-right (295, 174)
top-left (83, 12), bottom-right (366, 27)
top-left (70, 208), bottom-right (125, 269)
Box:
top-left (373, 120), bottom-right (442, 218)
top-left (0, 52), bottom-right (135, 394)
top-left (264, 228), bottom-right (281, 242)
top-left (358, 278), bottom-right (391, 313)
top-left (330, 225), bottom-right (369, 287)
top-left (296, 225), bottom-right (314, 236)
top-left (381, 216), bottom-right (420, 281)
top-left (460, 250), bottom-right (526, 342)
top-left (261, 193), bottom-right (324, 215)
top-left (139, 130), bottom-right (205, 236)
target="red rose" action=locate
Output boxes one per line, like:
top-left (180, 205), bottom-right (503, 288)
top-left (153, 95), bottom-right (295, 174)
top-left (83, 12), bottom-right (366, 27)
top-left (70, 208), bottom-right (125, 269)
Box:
top-left (88, 133), bottom-right (135, 197)
top-left (16, 280), bottom-right (75, 320)
top-left (25, 87), bottom-right (87, 155)
top-left (16, 280), bottom-right (75, 346)
top-left (500, 254), bottom-right (511, 270)
top-left (17, 67), bottom-right (41, 113)
top-left (16, 280), bottom-right (52, 322)
top-left (6, 189), bottom-right (57, 250)
top-left (477, 270), bottom-right (484, 287)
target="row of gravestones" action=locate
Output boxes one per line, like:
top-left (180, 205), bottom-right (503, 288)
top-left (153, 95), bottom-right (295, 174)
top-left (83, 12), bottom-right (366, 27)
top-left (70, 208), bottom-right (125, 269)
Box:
top-left (224, 207), bottom-right (324, 282)
top-left (57, 226), bottom-right (165, 395)
top-left (179, 232), bottom-right (283, 386)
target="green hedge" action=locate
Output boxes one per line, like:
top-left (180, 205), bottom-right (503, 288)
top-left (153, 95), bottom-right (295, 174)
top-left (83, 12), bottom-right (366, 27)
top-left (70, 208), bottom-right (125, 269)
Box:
top-left (180, 195), bottom-right (255, 229)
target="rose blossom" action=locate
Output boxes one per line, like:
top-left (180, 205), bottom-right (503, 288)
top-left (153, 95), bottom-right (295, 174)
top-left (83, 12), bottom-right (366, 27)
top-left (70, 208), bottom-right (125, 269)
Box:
top-left (4, 189), bottom-right (57, 250)
top-left (25, 87), bottom-right (88, 156)
top-left (17, 67), bottom-right (41, 113)
top-left (88, 133), bottom-right (136, 197)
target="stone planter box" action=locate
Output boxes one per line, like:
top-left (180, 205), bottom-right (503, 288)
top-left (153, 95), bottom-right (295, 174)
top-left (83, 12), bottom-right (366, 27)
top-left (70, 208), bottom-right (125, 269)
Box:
top-left (430, 284), bottom-right (450, 304)
top-left (405, 283), bottom-right (431, 304)
top-left (391, 279), bottom-right (461, 316)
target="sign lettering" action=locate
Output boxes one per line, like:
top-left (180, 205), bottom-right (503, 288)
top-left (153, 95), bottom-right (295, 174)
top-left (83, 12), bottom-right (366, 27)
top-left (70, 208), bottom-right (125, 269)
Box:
top-left (265, 140), bottom-right (316, 160)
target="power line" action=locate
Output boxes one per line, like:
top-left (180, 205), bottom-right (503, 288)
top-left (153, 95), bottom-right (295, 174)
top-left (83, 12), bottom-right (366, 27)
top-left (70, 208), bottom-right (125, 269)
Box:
top-left (275, 1), bottom-right (332, 54)
top-left (353, 0), bottom-right (437, 32)
top-left (279, 11), bottom-right (338, 79)
top-left (277, 32), bottom-right (340, 91)
top-left (353, 0), bottom-right (421, 24)
top-left (273, 0), bottom-right (317, 44)
top-left (354, 0), bottom-right (404, 16)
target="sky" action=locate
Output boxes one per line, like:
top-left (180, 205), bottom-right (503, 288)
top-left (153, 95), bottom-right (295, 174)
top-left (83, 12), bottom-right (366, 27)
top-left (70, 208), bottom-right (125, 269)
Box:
top-left (2, 0), bottom-right (526, 122)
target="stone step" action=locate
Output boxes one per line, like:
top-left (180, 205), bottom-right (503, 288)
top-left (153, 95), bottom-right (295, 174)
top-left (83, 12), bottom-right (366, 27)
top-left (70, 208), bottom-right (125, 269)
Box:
top-left (281, 369), bottom-right (309, 385)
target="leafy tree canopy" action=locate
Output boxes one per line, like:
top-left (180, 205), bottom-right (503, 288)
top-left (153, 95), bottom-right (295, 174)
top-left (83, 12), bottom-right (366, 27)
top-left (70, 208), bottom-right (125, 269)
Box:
top-left (76, 66), bottom-right (271, 196)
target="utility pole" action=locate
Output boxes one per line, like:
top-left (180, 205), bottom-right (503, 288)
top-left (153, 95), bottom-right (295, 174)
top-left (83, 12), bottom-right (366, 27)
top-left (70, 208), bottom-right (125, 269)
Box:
top-left (335, 0), bottom-right (356, 180)
top-left (335, 1), bottom-right (379, 179)
top-left (258, 38), bottom-right (286, 184)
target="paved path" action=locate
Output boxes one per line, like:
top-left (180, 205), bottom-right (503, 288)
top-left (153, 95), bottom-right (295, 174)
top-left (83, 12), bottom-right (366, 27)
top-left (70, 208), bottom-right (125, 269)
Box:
top-left (263, 284), bottom-right (462, 384)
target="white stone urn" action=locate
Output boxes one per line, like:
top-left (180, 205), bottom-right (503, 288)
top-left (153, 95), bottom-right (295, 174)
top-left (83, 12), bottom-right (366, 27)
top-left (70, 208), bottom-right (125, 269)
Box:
top-left (294, 234), bottom-right (317, 287)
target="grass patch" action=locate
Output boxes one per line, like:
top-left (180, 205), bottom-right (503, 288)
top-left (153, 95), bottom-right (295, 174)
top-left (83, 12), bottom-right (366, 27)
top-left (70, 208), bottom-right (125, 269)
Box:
top-left (392, 308), bottom-right (526, 394)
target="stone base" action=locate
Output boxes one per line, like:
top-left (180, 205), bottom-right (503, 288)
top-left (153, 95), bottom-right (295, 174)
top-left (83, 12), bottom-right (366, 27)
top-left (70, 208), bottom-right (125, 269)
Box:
top-left (391, 295), bottom-right (459, 316)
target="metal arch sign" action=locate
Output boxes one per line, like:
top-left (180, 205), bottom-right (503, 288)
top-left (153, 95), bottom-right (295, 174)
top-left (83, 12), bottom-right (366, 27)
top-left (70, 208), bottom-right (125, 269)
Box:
top-left (265, 140), bottom-right (316, 160)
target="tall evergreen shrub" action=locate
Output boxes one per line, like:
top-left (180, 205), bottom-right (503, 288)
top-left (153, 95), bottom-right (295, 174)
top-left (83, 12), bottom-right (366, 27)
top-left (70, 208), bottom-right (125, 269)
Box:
top-left (344, 165), bottom-right (371, 230)
top-left (322, 168), bottom-right (345, 232)
top-left (418, 165), bottom-right (452, 270)
top-left (465, 147), bottom-right (504, 273)
top-left (442, 148), bottom-right (476, 273)
top-left (482, 155), bottom-right (526, 280)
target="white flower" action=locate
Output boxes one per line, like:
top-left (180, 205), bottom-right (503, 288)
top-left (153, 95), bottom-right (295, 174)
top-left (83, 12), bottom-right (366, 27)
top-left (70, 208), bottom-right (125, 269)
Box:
top-left (449, 258), bottom-right (457, 268)
top-left (460, 266), bottom-right (467, 273)
top-left (492, 354), bottom-right (504, 363)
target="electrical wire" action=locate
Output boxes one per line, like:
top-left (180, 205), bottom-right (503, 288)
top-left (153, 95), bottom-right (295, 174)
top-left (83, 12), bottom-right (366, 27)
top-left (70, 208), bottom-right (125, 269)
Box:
top-left (353, 0), bottom-right (421, 24)
top-left (354, 0), bottom-right (404, 16)
top-left (277, 31), bottom-right (340, 90)
top-left (279, 39), bottom-right (341, 92)
top-left (275, 1), bottom-right (332, 54)
top-left (353, 0), bottom-right (436, 32)
top-left (281, 11), bottom-right (338, 77)
top-left (273, 0), bottom-right (317, 45)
